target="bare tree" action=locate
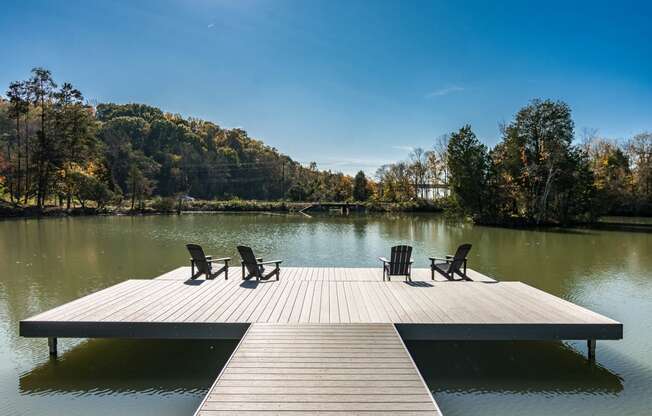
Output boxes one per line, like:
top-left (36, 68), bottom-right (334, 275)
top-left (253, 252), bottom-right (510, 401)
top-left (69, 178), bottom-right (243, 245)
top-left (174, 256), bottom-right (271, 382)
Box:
top-left (627, 132), bottom-right (652, 198)
top-left (408, 147), bottom-right (428, 198)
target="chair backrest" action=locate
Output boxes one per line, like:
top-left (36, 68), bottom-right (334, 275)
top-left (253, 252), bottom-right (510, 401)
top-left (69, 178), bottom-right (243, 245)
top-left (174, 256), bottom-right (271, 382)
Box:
top-left (389, 245), bottom-right (412, 275)
top-left (186, 244), bottom-right (210, 274)
top-left (237, 245), bottom-right (261, 277)
top-left (449, 243), bottom-right (472, 274)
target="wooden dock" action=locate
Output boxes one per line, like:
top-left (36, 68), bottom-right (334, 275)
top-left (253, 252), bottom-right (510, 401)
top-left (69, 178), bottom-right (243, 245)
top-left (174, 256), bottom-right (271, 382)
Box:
top-left (19, 266), bottom-right (623, 415)
top-left (195, 323), bottom-right (441, 415)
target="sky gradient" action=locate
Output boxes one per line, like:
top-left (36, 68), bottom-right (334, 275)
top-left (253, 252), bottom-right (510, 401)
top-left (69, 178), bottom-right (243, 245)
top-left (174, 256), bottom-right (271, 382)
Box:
top-left (1, 0), bottom-right (651, 174)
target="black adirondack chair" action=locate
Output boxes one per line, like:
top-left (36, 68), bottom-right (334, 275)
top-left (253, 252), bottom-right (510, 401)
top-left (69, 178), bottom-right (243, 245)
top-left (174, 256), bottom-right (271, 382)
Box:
top-left (379, 245), bottom-right (413, 281)
top-left (429, 243), bottom-right (472, 281)
top-left (186, 244), bottom-right (231, 280)
top-left (237, 245), bottom-right (282, 281)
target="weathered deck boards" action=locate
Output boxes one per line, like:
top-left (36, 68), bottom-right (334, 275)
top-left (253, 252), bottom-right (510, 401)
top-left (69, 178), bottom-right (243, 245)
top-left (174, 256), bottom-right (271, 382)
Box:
top-left (20, 268), bottom-right (622, 340)
top-left (194, 323), bottom-right (441, 416)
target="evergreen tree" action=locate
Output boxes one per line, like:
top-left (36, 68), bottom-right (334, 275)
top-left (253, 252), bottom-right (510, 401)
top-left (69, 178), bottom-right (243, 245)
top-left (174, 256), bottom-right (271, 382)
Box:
top-left (352, 171), bottom-right (369, 201)
top-left (447, 125), bottom-right (489, 216)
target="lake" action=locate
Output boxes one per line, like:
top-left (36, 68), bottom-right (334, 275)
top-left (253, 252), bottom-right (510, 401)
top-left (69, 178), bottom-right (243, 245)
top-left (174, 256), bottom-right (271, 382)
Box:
top-left (1, 213), bottom-right (650, 415)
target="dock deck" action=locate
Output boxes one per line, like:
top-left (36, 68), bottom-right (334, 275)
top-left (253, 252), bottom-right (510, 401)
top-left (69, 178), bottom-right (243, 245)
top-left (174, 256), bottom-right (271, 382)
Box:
top-left (19, 266), bottom-right (623, 415)
top-left (21, 267), bottom-right (621, 341)
top-left (195, 323), bottom-right (440, 415)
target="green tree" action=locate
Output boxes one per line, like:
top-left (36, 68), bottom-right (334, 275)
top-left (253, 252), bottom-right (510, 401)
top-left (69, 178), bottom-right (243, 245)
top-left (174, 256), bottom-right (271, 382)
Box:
top-left (5, 82), bottom-right (30, 203)
top-left (53, 82), bottom-right (99, 209)
top-left (585, 138), bottom-right (632, 214)
top-left (126, 151), bottom-right (159, 210)
top-left (99, 116), bottom-right (151, 193)
top-left (69, 171), bottom-right (114, 209)
top-left (503, 99), bottom-right (574, 223)
top-left (353, 171), bottom-right (369, 201)
top-left (28, 67), bottom-right (57, 210)
top-left (447, 125), bottom-right (488, 216)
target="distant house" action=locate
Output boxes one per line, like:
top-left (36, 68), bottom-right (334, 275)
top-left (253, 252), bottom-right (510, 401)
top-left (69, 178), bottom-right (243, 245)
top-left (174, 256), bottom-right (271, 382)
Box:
top-left (416, 183), bottom-right (450, 200)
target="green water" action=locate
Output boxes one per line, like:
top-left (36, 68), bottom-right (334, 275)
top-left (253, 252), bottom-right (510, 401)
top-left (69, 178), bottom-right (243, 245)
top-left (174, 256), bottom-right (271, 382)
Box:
top-left (1, 213), bottom-right (651, 415)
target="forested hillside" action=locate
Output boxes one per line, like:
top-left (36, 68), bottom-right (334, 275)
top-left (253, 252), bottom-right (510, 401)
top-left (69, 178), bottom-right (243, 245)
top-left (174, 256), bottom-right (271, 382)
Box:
top-left (0, 68), bottom-right (357, 211)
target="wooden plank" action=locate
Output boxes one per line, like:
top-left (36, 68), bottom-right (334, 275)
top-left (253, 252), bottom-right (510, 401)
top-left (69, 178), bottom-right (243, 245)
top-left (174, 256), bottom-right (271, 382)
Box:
top-left (278, 270), bottom-right (303, 323)
top-left (230, 357), bottom-right (411, 364)
top-left (218, 373), bottom-right (423, 381)
top-left (198, 411), bottom-right (436, 416)
top-left (258, 280), bottom-right (289, 323)
top-left (214, 379), bottom-right (425, 387)
top-left (343, 281), bottom-right (360, 323)
top-left (27, 280), bottom-right (144, 321)
top-left (185, 279), bottom-right (247, 322)
top-left (247, 280), bottom-right (285, 323)
top-left (298, 280), bottom-right (315, 323)
top-left (176, 281), bottom-right (238, 322)
top-left (210, 386), bottom-right (423, 394)
top-left (288, 281), bottom-right (308, 324)
top-left (309, 280), bottom-right (322, 323)
top-left (207, 394), bottom-right (432, 402)
top-left (81, 280), bottom-right (178, 321)
top-left (267, 280), bottom-right (294, 323)
top-left (200, 402), bottom-right (437, 411)
top-left (148, 280), bottom-right (227, 322)
top-left (195, 323), bottom-right (439, 416)
top-left (228, 280), bottom-right (275, 323)
top-left (21, 268), bottom-right (623, 344)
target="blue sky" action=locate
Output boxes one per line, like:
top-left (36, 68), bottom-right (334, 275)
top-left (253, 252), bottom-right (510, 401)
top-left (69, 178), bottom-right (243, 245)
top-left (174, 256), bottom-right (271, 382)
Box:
top-left (1, 0), bottom-right (650, 175)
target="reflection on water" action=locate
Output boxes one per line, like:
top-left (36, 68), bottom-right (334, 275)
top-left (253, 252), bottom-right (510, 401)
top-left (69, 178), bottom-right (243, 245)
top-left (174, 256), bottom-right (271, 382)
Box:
top-left (19, 339), bottom-right (237, 396)
top-left (1, 213), bottom-right (651, 415)
top-left (407, 341), bottom-right (623, 394)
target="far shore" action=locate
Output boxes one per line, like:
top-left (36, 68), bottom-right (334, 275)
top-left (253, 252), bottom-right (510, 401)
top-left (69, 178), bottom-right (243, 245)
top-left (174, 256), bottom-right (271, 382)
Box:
top-left (3, 200), bottom-right (651, 232)
top-left (0, 199), bottom-right (446, 219)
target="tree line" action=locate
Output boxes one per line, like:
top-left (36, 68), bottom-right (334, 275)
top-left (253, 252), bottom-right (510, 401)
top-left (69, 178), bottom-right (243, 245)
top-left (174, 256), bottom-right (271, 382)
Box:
top-left (0, 68), bottom-right (364, 211)
top-left (376, 99), bottom-right (652, 225)
top-left (1, 68), bottom-right (650, 223)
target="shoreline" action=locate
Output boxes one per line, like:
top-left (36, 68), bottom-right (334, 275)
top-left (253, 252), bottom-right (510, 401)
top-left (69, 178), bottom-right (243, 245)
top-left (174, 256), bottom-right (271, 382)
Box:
top-left (2, 201), bottom-right (650, 231)
top-left (0, 199), bottom-right (446, 220)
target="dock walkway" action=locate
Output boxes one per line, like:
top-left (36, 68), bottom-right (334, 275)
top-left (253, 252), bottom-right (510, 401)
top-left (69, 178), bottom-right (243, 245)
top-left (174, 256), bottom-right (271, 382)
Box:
top-left (195, 323), bottom-right (441, 416)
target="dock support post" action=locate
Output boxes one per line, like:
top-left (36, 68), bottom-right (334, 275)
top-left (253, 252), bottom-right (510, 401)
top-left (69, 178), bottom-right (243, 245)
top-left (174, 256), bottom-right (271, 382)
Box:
top-left (587, 339), bottom-right (596, 362)
top-left (48, 337), bottom-right (58, 357)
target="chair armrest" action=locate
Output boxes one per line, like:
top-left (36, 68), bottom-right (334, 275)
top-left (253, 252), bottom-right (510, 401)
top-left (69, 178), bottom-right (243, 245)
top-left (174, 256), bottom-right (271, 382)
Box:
top-left (191, 256), bottom-right (220, 261)
top-left (256, 257), bottom-right (263, 262)
top-left (259, 260), bottom-right (282, 265)
top-left (208, 257), bottom-right (231, 263)
top-left (429, 257), bottom-right (452, 263)
top-left (378, 257), bottom-right (390, 263)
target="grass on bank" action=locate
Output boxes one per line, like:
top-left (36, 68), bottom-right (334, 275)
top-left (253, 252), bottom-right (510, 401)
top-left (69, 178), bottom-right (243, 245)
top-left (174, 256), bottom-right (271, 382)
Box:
top-left (0, 196), bottom-right (449, 218)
